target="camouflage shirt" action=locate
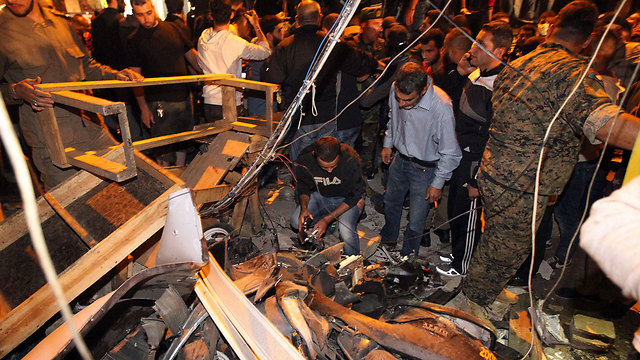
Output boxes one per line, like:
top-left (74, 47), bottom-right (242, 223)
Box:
top-left (481, 42), bottom-right (621, 195)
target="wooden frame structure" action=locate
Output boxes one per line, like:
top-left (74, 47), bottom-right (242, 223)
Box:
top-left (35, 74), bottom-right (280, 182)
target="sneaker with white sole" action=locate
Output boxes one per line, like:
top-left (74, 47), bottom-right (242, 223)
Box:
top-left (547, 255), bottom-right (572, 269)
top-left (439, 253), bottom-right (454, 263)
top-left (436, 264), bottom-right (465, 277)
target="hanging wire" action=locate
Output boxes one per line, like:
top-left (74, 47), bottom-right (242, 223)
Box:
top-left (0, 100), bottom-right (94, 360)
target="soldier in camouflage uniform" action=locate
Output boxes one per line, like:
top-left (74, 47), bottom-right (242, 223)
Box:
top-left (345, 5), bottom-right (386, 176)
top-left (456, 0), bottom-right (640, 309)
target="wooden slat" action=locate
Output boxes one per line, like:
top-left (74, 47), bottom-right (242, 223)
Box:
top-left (37, 108), bottom-right (69, 168)
top-left (134, 150), bottom-right (185, 188)
top-left (131, 124), bottom-right (232, 151)
top-left (65, 148), bottom-right (137, 182)
top-left (222, 86), bottom-right (237, 126)
top-left (35, 74), bottom-right (235, 92)
top-left (43, 193), bottom-right (97, 248)
top-left (51, 91), bottom-right (124, 116)
top-left (192, 184), bottom-right (233, 205)
top-left (215, 78), bottom-right (279, 92)
top-left (0, 183), bottom-right (183, 357)
top-left (117, 111), bottom-right (137, 176)
top-left (181, 132), bottom-right (250, 190)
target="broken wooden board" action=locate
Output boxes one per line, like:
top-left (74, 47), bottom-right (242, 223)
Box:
top-left (181, 131), bottom-right (251, 201)
top-left (0, 151), bottom-right (184, 357)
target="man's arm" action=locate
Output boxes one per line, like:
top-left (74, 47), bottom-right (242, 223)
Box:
top-left (184, 48), bottom-right (202, 74)
top-left (130, 66), bottom-right (154, 129)
top-left (595, 112), bottom-right (640, 150)
top-left (429, 105), bottom-right (462, 201)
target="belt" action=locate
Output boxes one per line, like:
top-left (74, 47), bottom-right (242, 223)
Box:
top-left (398, 152), bottom-right (438, 167)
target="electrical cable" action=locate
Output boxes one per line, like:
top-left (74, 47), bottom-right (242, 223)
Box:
top-left (0, 99), bottom-right (94, 360)
top-left (201, 0), bottom-right (363, 216)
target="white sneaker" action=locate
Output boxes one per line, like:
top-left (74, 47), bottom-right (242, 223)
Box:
top-left (439, 253), bottom-right (454, 263)
top-left (436, 265), bottom-right (465, 277)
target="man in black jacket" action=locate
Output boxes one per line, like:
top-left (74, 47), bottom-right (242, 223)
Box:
top-left (262, 0), bottom-right (379, 160)
top-left (290, 137), bottom-right (365, 255)
top-left (436, 21), bottom-right (511, 277)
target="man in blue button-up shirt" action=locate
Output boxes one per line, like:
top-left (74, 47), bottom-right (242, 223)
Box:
top-left (380, 62), bottom-right (462, 257)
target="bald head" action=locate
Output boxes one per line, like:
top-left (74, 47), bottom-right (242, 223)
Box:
top-left (296, 0), bottom-right (322, 27)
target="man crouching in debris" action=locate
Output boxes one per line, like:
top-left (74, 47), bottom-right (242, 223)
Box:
top-left (290, 137), bottom-right (366, 256)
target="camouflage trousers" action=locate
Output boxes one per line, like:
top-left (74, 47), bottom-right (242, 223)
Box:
top-left (462, 172), bottom-right (547, 306)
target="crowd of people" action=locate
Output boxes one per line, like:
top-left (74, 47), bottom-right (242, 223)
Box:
top-left (2, 0), bottom-right (640, 352)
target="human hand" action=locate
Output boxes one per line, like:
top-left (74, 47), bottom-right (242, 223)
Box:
top-left (381, 147), bottom-right (393, 164)
top-left (13, 77), bottom-right (54, 111)
top-left (117, 68), bottom-right (144, 81)
top-left (467, 185), bottom-right (480, 200)
top-left (404, 8), bottom-right (415, 26)
top-left (244, 10), bottom-right (260, 28)
top-left (140, 105), bottom-right (155, 128)
top-left (313, 217), bottom-right (330, 238)
top-left (425, 186), bottom-right (442, 203)
top-left (457, 52), bottom-right (476, 75)
top-left (298, 208), bottom-right (311, 233)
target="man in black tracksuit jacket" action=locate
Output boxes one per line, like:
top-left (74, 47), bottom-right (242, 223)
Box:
top-left (436, 21), bottom-right (512, 277)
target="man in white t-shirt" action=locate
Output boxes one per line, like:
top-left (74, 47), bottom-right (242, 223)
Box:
top-left (197, 0), bottom-right (270, 123)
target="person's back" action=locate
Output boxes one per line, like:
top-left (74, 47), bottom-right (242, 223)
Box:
top-left (197, 0), bottom-right (269, 121)
top-left (262, 0), bottom-right (377, 159)
top-left (92, 0), bottom-right (126, 70)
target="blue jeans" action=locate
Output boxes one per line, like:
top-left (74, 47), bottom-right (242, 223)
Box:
top-left (290, 192), bottom-right (362, 255)
top-left (381, 154), bottom-right (435, 256)
top-left (336, 127), bottom-right (360, 148)
top-left (554, 161), bottom-right (606, 260)
top-left (289, 122), bottom-right (337, 161)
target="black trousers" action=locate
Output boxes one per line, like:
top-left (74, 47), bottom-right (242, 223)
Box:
top-left (447, 156), bottom-right (482, 274)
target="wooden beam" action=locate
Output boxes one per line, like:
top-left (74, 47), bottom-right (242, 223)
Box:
top-left (134, 150), bottom-right (185, 188)
top-left (117, 111), bottom-right (136, 177)
top-left (0, 184), bottom-right (183, 357)
top-left (131, 124), bottom-right (232, 151)
top-left (51, 91), bottom-right (124, 116)
top-left (192, 184), bottom-right (233, 205)
top-left (181, 132), bottom-right (250, 190)
top-left (65, 148), bottom-right (136, 182)
top-left (35, 74), bottom-right (235, 92)
top-left (42, 193), bottom-right (97, 248)
top-left (230, 196), bottom-right (249, 234)
top-left (37, 108), bottom-right (69, 168)
top-left (221, 86), bottom-right (237, 126)
top-left (214, 78), bottom-right (279, 93)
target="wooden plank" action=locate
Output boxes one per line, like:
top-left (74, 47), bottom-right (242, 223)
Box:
top-left (221, 86), bottom-right (237, 126)
top-left (37, 108), bottom-right (69, 168)
top-left (134, 150), bottom-right (185, 188)
top-left (131, 124), bottom-right (232, 151)
top-left (65, 148), bottom-right (137, 182)
top-left (181, 132), bottom-right (250, 189)
top-left (192, 184), bottom-right (233, 205)
top-left (230, 196), bottom-right (249, 236)
top-left (0, 183), bottom-right (183, 357)
top-left (51, 91), bottom-right (124, 116)
top-left (265, 89), bottom-right (274, 135)
top-left (0, 150), bottom-right (125, 253)
top-left (215, 78), bottom-right (279, 93)
top-left (117, 111), bottom-right (136, 177)
top-left (35, 74), bottom-right (234, 92)
top-left (43, 193), bottom-right (97, 248)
